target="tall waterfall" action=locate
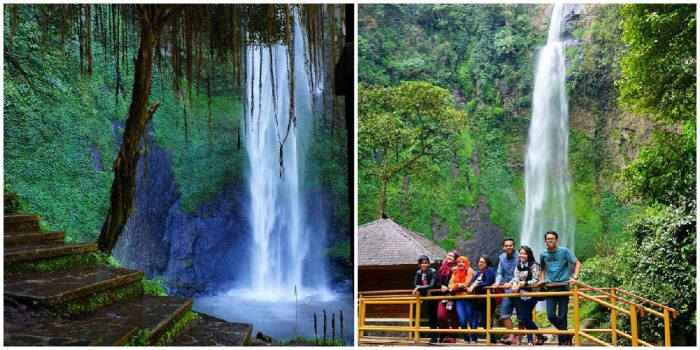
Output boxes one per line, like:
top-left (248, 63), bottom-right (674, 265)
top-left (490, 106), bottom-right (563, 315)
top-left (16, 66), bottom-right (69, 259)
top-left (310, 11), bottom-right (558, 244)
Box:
top-left (242, 13), bottom-right (329, 301)
top-left (520, 3), bottom-right (574, 257)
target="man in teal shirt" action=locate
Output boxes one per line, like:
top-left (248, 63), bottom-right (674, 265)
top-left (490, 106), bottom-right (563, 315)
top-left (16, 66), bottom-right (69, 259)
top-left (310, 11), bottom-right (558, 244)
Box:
top-left (538, 231), bottom-right (581, 346)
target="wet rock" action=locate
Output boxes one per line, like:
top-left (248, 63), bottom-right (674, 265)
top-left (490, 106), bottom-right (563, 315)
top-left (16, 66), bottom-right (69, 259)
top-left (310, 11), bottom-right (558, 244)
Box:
top-left (458, 195), bottom-right (504, 265)
top-left (256, 331), bottom-right (275, 343)
top-left (173, 314), bottom-right (252, 346)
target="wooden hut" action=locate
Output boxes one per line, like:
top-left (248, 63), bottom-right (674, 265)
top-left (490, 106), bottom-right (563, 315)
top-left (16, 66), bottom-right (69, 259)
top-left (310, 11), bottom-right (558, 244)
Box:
top-left (358, 218), bottom-right (448, 318)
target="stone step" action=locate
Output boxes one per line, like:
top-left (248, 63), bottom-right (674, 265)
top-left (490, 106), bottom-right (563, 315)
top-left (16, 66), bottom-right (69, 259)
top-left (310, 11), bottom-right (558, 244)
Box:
top-left (4, 213), bottom-right (40, 232)
top-left (4, 242), bottom-right (98, 263)
top-left (3, 296), bottom-right (194, 346)
top-left (4, 266), bottom-right (144, 306)
top-left (172, 313), bottom-right (253, 346)
top-left (88, 295), bottom-right (194, 345)
top-left (4, 230), bottom-right (65, 246)
top-left (4, 319), bottom-right (138, 346)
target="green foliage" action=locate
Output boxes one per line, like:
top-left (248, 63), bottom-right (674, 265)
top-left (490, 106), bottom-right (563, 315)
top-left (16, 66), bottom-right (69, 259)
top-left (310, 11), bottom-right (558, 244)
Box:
top-left (326, 241), bottom-right (351, 266)
top-left (617, 125), bottom-right (696, 211)
top-left (615, 5), bottom-right (696, 213)
top-left (581, 206), bottom-right (696, 345)
top-left (279, 335), bottom-right (345, 346)
top-left (358, 81), bottom-right (467, 217)
top-left (618, 4), bottom-right (696, 123)
top-left (149, 69), bottom-right (246, 212)
top-left (4, 7), bottom-right (129, 243)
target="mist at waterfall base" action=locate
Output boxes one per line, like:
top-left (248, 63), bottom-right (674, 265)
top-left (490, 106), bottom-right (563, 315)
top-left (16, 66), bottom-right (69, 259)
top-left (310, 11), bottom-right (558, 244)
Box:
top-left (193, 15), bottom-right (352, 344)
top-left (520, 3), bottom-right (575, 258)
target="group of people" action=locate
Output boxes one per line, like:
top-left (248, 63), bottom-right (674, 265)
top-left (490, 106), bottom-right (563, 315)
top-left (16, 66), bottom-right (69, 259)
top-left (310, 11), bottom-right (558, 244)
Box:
top-left (412, 231), bottom-right (581, 345)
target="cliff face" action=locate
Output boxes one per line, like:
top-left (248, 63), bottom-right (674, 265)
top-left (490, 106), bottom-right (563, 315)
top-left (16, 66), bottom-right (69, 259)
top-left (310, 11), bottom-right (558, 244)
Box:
top-left (112, 126), bottom-right (250, 296)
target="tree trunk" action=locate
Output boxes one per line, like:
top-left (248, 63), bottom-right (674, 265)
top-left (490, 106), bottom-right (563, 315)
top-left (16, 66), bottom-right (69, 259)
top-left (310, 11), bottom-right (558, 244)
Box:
top-left (98, 15), bottom-right (159, 254)
top-left (380, 177), bottom-right (388, 219)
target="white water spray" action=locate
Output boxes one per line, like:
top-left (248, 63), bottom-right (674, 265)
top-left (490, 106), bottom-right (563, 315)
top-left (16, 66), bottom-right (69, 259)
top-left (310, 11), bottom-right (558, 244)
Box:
top-left (520, 3), bottom-right (574, 257)
top-left (240, 13), bottom-right (329, 301)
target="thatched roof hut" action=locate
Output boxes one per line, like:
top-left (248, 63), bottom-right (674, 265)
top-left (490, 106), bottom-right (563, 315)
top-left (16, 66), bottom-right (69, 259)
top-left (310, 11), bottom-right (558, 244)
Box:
top-left (358, 218), bottom-right (447, 292)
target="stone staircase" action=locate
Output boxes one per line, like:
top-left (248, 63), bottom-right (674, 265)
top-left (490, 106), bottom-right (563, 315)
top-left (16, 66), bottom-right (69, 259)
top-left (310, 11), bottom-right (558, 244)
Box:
top-left (4, 212), bottom-right (253, 346)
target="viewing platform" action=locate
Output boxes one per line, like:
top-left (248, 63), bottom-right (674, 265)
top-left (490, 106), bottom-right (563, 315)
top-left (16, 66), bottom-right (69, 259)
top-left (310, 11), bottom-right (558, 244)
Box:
top-left (358, 283), bottom-right (677, 347)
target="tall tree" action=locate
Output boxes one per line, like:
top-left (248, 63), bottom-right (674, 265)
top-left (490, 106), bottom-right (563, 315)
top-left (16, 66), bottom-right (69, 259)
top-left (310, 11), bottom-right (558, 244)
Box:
top-left (358, 81), bottom-right (467, 218)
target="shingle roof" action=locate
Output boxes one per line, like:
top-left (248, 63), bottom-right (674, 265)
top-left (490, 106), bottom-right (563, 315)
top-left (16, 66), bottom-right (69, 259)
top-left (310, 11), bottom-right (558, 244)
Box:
top-left (358, 218), bottom-right (448, 266)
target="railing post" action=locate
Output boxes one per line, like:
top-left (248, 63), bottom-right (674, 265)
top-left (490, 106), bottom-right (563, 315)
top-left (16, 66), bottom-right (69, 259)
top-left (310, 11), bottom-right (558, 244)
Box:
top-left (486, 289), bottom-right (492, 346)
top-left (414, 294), bottom-right (421, 344)
top-left (663, 309), bottom-right (671, 346)
top-left (408, 299), bottom-right (414, 330)
top-left (359, 296), bottom-right (365, 338)
top-left (630, 304), bottom-right (638, 346)
top-left (610, 289), bottom-right (618, 346)
top-left (573, 284), bottom-right (580, 346)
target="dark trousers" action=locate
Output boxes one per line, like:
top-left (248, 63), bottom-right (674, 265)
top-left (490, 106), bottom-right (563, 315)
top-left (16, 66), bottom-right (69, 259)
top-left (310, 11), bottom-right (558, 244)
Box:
top-left (516, 297), bottom-right (539, 343)
top-left (475, 298), bottom-right (497, 342)
top-left (545, 296), bottom-right (570, 344)
top-left (422, 299), bottom-right (439, 340)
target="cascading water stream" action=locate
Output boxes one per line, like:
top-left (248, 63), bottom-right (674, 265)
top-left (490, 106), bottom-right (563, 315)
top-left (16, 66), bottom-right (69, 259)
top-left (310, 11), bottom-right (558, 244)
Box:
top-left (192, 11), bottom-right (351, 344)
top-left (239, 12), bottom-right (330, 301)
top-left (520, 3), bottom-right (574, 257)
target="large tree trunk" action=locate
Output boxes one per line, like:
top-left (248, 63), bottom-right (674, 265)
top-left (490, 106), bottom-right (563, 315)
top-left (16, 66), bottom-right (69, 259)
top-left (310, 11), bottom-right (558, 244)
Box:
top-left (98, 13), bottom-right (159, 254)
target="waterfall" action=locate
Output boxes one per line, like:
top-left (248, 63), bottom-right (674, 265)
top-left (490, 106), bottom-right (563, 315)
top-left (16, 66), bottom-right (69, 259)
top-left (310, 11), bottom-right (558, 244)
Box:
top-left (241, 12), bottom-right (329, 301)
top-left (520, 3), bottom-right (574, 258)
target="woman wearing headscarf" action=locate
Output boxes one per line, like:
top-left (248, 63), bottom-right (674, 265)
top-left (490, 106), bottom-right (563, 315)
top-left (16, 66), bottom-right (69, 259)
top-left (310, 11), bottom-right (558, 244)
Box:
top-left (436, 250), bottom-right (460, 342)
top-left (449, 256), bottom-right (477, 343)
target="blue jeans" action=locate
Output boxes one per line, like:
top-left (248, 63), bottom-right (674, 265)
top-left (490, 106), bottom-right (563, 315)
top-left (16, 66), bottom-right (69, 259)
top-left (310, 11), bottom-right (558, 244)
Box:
top-left (516, 297), bottom-right (539, 343)
top-left (455, 300), bottom-right (477, 341)
top-left (500, 291), bottom-right (516, 318)
top-left (545, 296), bottom-right (569, 344)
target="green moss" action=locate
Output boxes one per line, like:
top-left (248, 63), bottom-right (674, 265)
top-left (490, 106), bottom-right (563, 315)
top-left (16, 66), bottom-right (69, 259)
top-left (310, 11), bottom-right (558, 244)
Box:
top-left (153, 310), bottom-right (199, 346)
top-left (127, 329), bottom-right (151, 346)
top-left (4, 252), bottom-right (109, 278)
top-left (50, 281), bottom-right (143, 317)
top-left (141, 277), bottom-right (168, 297)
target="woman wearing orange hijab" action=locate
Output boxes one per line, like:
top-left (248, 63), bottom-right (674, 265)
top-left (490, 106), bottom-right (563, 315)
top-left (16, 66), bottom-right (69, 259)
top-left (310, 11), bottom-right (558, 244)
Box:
top-left (448, 256), bottom-right (477, 343)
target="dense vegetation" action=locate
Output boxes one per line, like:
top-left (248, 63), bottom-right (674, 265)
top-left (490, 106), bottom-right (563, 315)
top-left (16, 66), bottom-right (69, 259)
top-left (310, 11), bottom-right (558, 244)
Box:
top-left (359, 3), bottom-right (695, 344)
top-left (4, 5), bottom-right (351, 279)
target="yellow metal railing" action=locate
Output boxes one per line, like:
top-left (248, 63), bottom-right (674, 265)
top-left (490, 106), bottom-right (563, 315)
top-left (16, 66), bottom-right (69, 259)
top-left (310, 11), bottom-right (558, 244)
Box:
top-left (358, 282), bottom-right (676, 346)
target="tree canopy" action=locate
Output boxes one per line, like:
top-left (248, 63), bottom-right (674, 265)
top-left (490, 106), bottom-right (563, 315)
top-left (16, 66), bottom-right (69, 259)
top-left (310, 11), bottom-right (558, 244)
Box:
top-left (616, 4), bottom-right (696, 212)
top-left (358, 81), bottom-right (467, 218)
top-left (5, 4), bottom-right (346, 254)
